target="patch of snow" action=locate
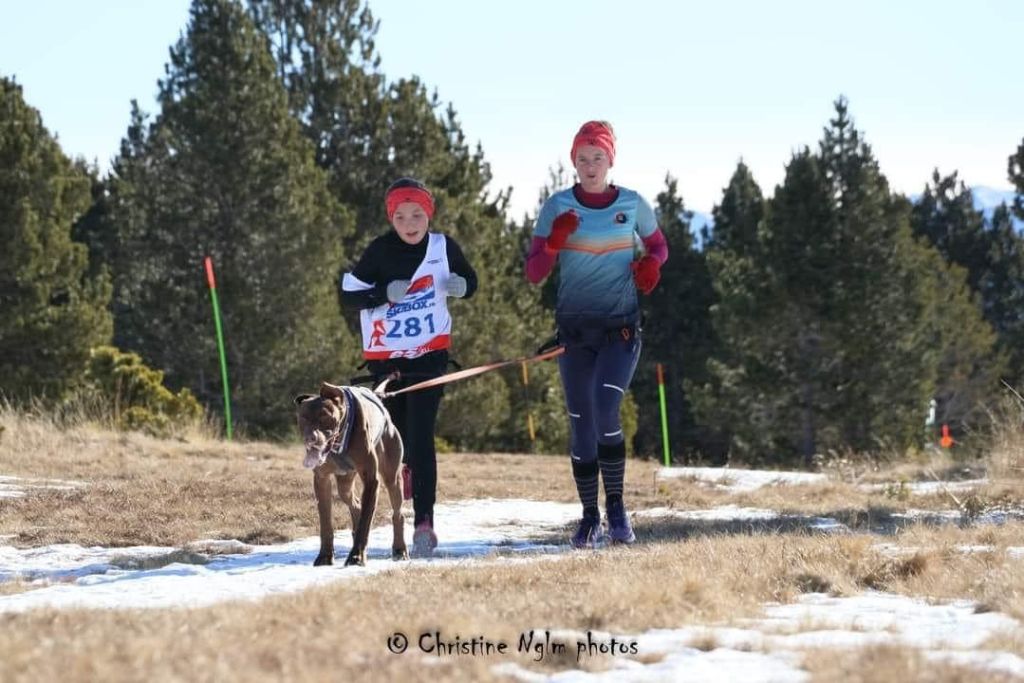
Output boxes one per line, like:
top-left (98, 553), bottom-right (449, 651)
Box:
top-left (892, 508), bottom-right (1019, 525)
top-left (656, 467), bottom-right (828, 493)
top-left (499, 592), bottom-right (1022, 681)
top-left (858, 479), bottom-right (987, 496)
top-left (638, 506), bottom-right (849, 534)
top-left (926, 650), bottom-right (1024, 678)
top-left (495, 646), bottom-right (809, 682)
top-left (875, 543), bottom-right (1024, 560)
top-left (804, 517), bottom-right (849, 533)
top-left (753, 592), bottom-right (1018, 650)
top-left (0, 475), bottom-right (86, 499)
top-left (0, 498), bottom-right (578, 613)
top-left (638, 505), bottom-right (780, 521)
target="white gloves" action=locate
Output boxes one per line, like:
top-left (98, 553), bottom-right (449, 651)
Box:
top-left (386, 280), bottom-right (410, 303)
top-left (447, 274), bottom-right (467, 298)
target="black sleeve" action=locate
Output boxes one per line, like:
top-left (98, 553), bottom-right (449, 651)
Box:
top-left (339, 240), bottom-right (389, 311)
top-left (446, 236), bottom-right (479, 300)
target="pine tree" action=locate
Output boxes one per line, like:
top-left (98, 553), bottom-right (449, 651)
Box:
top-left (689, 160), bottom-right (789, 462)
top-left (981, 204), bottom-right (1024, 385)
top-left (248, 1), bottom-right (507, 253)
top-left (1009, 138), bottom-right (1024, 221)
top-left (693, 99), bottom-right (994, 464)
top-left (911, 170), bottom-right (990, 291)
top-left (106, 0), bottom-right (354, 434)
top-left (704, 160), bottom-right (764, 255)
top-left (909, 171), bottom-right (1018, 401)
top-left (0, 77), bottom-right (112, 401)
top-left (632, 175), bottom-right (715, 461)
top-left (810, 100), bottom-right (917, 454)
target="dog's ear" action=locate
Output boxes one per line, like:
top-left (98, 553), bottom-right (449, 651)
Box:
top-left (294, 394), bottom-right (316, 406)
top-left (319, 381), bottom-right (345, 404)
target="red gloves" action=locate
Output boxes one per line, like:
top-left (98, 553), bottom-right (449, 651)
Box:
top-left (545, 211), bottom-right (579, 252)
top-left (631, 255), bottom-right (661, 295)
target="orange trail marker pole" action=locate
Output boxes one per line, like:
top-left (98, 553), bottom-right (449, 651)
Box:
top-left (939, 424), bottom-right (953, 449)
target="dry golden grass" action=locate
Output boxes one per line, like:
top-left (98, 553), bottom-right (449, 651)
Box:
top-left (830, 449), bottom-right (976, 485)
top-left (0, 579), bottom-right (35, 597)
top-left (988, 393), bottom-right (1024, 481)
top-left (3, 407), bottom-right (1024, 682)
top-left (983, 630), bottom-right (1024, 659)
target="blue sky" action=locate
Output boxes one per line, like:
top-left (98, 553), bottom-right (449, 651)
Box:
top-left (4, 0), bottom-right (1022, 220)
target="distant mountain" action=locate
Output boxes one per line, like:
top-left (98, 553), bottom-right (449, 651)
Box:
top-left (688, 186), bottom-right (1021, 250)
top-left (970, 186), bottom-right (1023, 231)
top-left (689, 210), bottom-right (713, 233)
top-left (688, 211), bottom-right (713, 249)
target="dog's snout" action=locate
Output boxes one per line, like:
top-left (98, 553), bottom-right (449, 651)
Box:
top-left (302, 430), bottom-right (330, 470)
top-left (303, 450), bottom-right (325, 469)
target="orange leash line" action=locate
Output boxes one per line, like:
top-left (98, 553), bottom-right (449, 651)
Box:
top-left (374, 346), bottom-right (565, 398)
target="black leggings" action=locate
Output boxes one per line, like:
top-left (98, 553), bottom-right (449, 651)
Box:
top-left (370, 351), bottom-right (447, 526)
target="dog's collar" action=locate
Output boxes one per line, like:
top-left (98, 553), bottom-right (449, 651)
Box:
top-left (325, 387), bottom-right (356, 469)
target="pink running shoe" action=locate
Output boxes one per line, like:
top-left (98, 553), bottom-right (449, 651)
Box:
top-left (401, 464), bottom-right (413, 501)
top-left (412, 518), bottom-right (437, 557)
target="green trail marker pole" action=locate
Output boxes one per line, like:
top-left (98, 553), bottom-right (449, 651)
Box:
top-left (204, 256), bottom-right (232, 440)
top-left (657, 363), bottom-right (670, 466)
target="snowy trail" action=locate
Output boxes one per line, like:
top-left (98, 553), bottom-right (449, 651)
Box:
top-left (3, 471), bottom-right (1023, 680)
top-left (0, 498), bottom-right (576, 613)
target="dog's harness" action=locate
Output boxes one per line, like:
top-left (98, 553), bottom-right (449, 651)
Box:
top-left (324, 387), bottom-right (389, 472)
top-left (325, 388), bottom-right (357, 471)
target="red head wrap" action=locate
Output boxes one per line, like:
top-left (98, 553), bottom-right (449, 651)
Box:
top-left (385, 183), bottom-right (435, 221)
top-left (570, 120), bottom-right (616, 167)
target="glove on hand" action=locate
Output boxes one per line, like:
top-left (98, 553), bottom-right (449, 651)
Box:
top-left (545, 210), bottom-right (579, 252)
top-left (447, 274), bottom-right (467, 298)
top-left (630, 256), bottom-right (661, 295)
top-left (386, 280), bottom-right (410, 303)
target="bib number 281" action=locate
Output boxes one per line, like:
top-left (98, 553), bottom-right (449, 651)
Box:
top-left (386, 314), bottom-right (435, 338)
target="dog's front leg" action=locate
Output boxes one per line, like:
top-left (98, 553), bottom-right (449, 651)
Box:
top-left (345, 469), bottom-right (378, 567)
top-left (336, 472), bottom-right (361, 533)
top-left (381, 428), bottom-right (408, 560)
top-left (313, 468), bottom-right (335, 566)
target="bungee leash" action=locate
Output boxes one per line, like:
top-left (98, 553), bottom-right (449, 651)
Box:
top-left (372, 345), bottom-right (565, 398)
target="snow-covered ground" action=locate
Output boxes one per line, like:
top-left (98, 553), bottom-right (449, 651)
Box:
top-left (0, 498), bottom-right (576, 612)
top-left (858, 479), bottom-right (989, 496)
top-left (656, 466), bottom-right (828, 493)
top-left (637, 505), bottom-right (850, 533)
top-left (3, 472), bottom-right (1023, 681)
top-left (874, 542), bottom-right (1024, 560)
top-left (657, 466), bottom-right (994, 500)
top-left (498, 593), bottom-right (1024, 682)
top-left (0, 474), bottom-right (85, 499)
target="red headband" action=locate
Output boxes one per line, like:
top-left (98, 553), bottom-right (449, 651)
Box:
top-left (386, 186), bottom-right (435, 220)
top-left (571, 121), bottom-right (616, 167)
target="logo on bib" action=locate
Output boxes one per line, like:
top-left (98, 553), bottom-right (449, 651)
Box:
top-left (370, 319), bottom-right (387, 347)
top-left (387, 275), bottom-right (436, 317)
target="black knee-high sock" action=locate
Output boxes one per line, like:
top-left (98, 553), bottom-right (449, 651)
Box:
top-left (598, 441), bottom-right (626, 506)
top-left (571, 460), bottom-right (599, 516)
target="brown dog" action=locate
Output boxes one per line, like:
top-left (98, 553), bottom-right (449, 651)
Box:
top-left (294, 381), bottom-right (407, 566)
